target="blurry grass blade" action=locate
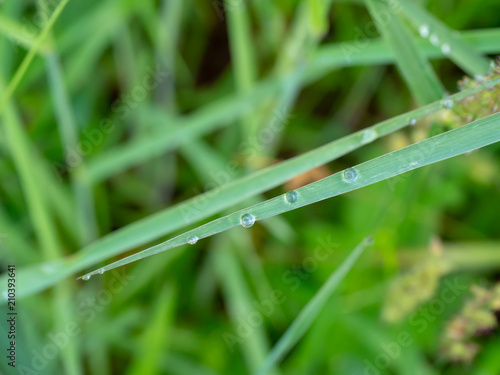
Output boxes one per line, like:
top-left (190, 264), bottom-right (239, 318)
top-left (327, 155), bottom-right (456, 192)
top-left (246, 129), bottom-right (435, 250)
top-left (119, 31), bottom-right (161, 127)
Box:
top-left (365, 0), bottom-right (445, 104)
top-left (0, 0), bottom-right (70, 116)
top-left (80, 111), bottom-right (500, 278)
top-left (84, 28), bottom-right (500, 183)
top-left (46, 52), bottom-right (98, 244)
top-left (309, 28), bottom-right (500, 81)
top-left (226, 0), bottom-right (259, 140)
top-left (255, 237), bottom-right (370, 375)
top-left (126, 285), bottom-right (176, 375)
top-left (3, 75), bottom-right (499, 299)
top-left (213, 239), bottom-right (274, 373)
top-left (0, 66), bottom-right (81, 374)
top-left (393, 0), bottom-right (491, 77)
top-left (0, 14), bottom-right (44, 52)
top-left (84, 76), bottom-right (285, 183)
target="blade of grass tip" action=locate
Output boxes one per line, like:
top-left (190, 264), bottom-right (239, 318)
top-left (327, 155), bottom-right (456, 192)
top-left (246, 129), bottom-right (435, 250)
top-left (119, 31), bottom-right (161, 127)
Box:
top-left (364, 0), bottom-right (445, 105)
top-left (393, 0), bottom-right (491, 78)
top-left (79, 110), bottom-right (500, 278)
top-left (3, 74), bottom-right (498, 299)
top-left (0, 0), bottom-right (70, 116)
top-left (255, 236), bottom-right (371, 375)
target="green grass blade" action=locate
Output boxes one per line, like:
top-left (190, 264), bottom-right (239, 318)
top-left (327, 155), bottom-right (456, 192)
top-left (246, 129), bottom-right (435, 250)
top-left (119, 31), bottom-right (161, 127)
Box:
top-left (308, 28), bottom-right (500, 81)
top-left (364, 0), bottom-right (445, 104)
top-left (394, 0), bottom-right (491, 77)
top-left (0, 13), bottom-right (44, 52)
top-left (79, 110), bottom-right (500, 279)
top-left (0, 0), bottom-right (70, 116)
top-left (213, 239), bottom-right (275, 374)
top-left (254, 237), bottom-right (371, 375)
top-left (2, 75), bottom-right (499, 299)
top-left (83, 76), bottom-right (284, 183)
top-left (126, 285), bottom-right (176, 375)
top-left (46, 52), bottom-right (98, 244)
top-left (78, 29), bottom-right (500, 183)
top-left (0, 69), bottom-right (81, 374)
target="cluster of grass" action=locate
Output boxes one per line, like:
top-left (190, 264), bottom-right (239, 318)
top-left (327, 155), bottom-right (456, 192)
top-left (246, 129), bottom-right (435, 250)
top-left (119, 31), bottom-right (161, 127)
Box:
top-left (1, 0), bottom-right (500, 374)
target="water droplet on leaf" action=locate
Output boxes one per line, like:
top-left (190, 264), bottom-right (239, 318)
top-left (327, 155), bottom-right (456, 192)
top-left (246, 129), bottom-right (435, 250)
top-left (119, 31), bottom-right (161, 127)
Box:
top-left (342, 168), bottom-right (358, 183)
top-left (362, 128), bottom-right (377, 144)
top-left (430, 34), bottom-right (439, 46)
top-left (442, 98), bottom-right (454, 109)
top-left (419, 25), bottom-right (430, 38)
top-left (284, 190), bottom-right (298, 204)
top-left (188, 235), bottom-right (199, 245)
top-left (441, 43), bottom-right (451, 55)
top-left (240, 214), bottom-right (255, 228)
top-left (82, 274), bottom-right (91, 281)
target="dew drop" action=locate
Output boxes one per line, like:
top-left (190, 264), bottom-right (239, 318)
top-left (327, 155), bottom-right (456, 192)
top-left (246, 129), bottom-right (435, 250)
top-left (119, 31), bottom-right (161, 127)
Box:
top-left (342, 168), bottom-right (358, 183)
top-left (82, 274), bottom-right (91, 281)
top-left (441, 98), bottom-right (454, 109)
top-left (362, 128), bottom-right (377, 144)
top-left (284, 190), bottom-right (298, 204)
top-left (418, 24), bottom-right (430, 38)
top-left (98, 268), bottom-right (105, 275)
top-left (240, 213), bottom-right (255, 228)
top-left (430, 34), bottom-right (439, 46)
top-left (188, 235), bottom-right (199, 245)
top-left (441, 43), bottom-right (451, 55)
top-left (410, 118), bottom-right (416, 126)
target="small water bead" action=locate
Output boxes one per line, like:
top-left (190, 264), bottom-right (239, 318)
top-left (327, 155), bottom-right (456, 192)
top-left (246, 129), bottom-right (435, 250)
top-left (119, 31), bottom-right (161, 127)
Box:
top-left (240, 213), bottom-right (256, 228)
top-left (362, 128), bottom-right (377, 144)
top-left (410, 118), bottom-right (417, 126)
top-left (284, 190), bottom-right (299, 204)
top-left (82, 274), bottom-right (91, 281)
top-left (442, 98), bottom-right (454, 109)
top-left (188, 235), bottom-right (199, 245)
top-left (418, 24), bottom-right (430, 38)
top-left (430, 34), bottom-right (439, 46)
top-left (98, 268), bottom-right (105, 275)
top-left (441, 43), bottom-right (451, 55)
top-left (342, 168), bottom-right (358, 183)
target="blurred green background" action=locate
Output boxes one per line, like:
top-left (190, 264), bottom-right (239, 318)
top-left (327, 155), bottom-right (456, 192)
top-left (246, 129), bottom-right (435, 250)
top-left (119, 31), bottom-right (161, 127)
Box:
top-left (1, 0), bottom-right (500, 374)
